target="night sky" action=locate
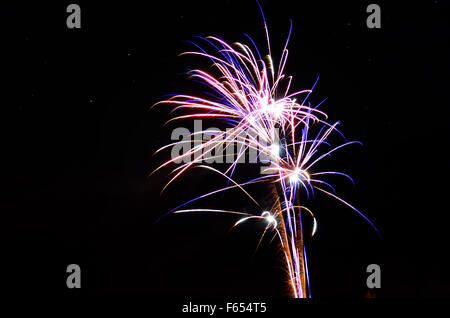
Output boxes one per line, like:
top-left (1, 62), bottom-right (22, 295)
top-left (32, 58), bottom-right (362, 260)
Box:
top-left (1, 0), bottom-right (449, 304)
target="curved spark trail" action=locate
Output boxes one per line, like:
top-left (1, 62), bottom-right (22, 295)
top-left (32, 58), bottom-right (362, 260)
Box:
top-left (153, 4), bottom-right (379, 298)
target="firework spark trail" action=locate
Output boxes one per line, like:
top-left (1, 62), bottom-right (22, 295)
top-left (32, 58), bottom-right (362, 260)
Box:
top-left (153, 5), bottom-right (379, 297)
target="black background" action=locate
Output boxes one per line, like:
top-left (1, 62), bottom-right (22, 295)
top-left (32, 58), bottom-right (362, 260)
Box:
top-left (1, 0), bottom-right (449, 301)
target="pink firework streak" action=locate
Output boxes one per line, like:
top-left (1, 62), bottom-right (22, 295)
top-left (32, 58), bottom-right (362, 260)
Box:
top-left (152, 6), bottom-right (379, 298)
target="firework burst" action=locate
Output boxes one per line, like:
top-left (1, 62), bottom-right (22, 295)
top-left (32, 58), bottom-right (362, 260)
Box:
top-left (153, 4), bottom-right (379, 298)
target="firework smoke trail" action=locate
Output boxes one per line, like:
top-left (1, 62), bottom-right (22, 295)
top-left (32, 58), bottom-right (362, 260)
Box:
top-left (153, 5), bottom-right (379, 298)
